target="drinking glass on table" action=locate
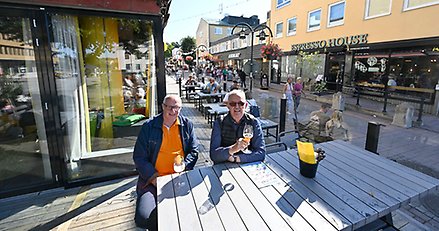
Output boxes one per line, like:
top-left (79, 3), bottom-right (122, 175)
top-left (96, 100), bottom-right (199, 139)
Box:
top-left (242, 124), bottom-right (253, 154)
top-left (173, 151), bottom-right (186, 187)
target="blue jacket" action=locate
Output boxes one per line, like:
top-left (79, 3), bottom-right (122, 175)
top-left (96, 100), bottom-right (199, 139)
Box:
top-left (133, 113), bottom-right (199, 195)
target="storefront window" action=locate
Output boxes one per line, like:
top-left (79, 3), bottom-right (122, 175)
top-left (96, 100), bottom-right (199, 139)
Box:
top-left (353, 49), bottom-right (438, 91)
top-left (353, 52), bottom-right (389, 85)
top-left (49, 14), bottom-right (156, 180)
top-left (389, 51), bottom-right (438, 89)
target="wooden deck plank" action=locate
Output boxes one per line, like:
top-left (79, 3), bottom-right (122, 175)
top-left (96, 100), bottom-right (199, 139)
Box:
top-left (327, 141), bottom-right (439, 187)
top-left (259, 186), bottom-right (316, 231)
top-left (284, 149), bottom-right (391, 218)
top-left (157, 174), bottom-right (179, 231)
top-left (320, 145), bottom-right (410, 203)
top-left (198, 167), bottom-right (247, 231)
top-left (262, 157), bottom-right (352, 230)
top-left (225, 163), bottom-right (294, 230)
top-left (185, 169), bottom-right (224, 231)
top-left (172, 172), bottom-right (202, 231)
top-left (268, 153), bottom-right (367, 230)
top-left (278, 151), bottom-right (381, 223)
top-left (211, 164), bottom-right (270, 231)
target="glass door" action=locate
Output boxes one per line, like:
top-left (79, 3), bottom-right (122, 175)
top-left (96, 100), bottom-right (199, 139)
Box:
top-left (47, 13), bottom-right (157, 182)
top-left (0, 10), bottom-right (54, 195)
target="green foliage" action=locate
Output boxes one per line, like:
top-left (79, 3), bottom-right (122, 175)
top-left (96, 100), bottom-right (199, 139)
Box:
top-left (180, 36), bottom-right (196, 53)
top-left (314, 81), bottom-right (327, 93)
top-left (164, 42), bottom-right (174, 59)
top-left (0, 77), bottom-right (23, 102)
top-left (297, 51), bottom-right (320, 76)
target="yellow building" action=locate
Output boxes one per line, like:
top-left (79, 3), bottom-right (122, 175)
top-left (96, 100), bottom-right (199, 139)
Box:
top-left (270, 0), bottom-right (439, 113)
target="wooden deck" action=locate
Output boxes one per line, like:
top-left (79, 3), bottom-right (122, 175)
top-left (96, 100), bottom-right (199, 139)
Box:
top-left (0, 101), bottom-right (432, 230)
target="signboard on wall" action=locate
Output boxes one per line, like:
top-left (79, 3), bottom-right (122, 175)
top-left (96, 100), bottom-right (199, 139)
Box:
top-left (291, 34), bottom-right (368, 51)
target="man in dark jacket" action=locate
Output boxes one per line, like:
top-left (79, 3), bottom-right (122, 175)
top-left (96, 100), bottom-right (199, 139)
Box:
top-left (209, 90), bottom-right (265, 164)
top-left (133, 94), bottom-right (199, 230)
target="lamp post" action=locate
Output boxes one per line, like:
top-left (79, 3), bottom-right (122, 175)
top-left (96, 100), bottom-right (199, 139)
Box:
top-left (231, 23), bottom-right (273, 92)
top-left (195, 44), bottom-right (208, 83)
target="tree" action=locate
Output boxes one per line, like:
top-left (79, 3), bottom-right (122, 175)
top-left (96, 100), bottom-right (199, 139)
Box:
top-left (164, 42), bottom-right (174, 59)
top-left (180, 36), bottom-right (195, 54)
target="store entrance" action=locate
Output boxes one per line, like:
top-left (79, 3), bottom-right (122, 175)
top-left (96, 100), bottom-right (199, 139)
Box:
top-left (326, 54), bottom-right (345, 91)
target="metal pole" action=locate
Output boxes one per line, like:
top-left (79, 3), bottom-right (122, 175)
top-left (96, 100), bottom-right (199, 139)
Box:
top-left (249, 30), bottom-right (254, 92)
top-left (417, 94), bottom-right (425, 124)
top-left (279, 98), bottom-right (286, 133)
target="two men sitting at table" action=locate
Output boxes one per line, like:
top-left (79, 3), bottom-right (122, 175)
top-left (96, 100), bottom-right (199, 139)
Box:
top-left (133, 94), bottom-right (199, 230)
top-left (210, 90), bottom-right (266, 164)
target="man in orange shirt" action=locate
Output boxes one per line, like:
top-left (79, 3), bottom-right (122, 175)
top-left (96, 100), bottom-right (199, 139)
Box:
top-left (133, 94), bottom-right (199, 230)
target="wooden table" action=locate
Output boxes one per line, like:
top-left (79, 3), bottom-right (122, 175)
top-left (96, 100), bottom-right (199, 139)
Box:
top-left (157, 140), bottom-right (439, 231)
top-left (258, 118), bottom-right (278, 139)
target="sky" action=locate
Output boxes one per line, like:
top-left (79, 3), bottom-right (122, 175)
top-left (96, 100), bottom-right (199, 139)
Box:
top-left (163, 0), bottom-right (271, 43)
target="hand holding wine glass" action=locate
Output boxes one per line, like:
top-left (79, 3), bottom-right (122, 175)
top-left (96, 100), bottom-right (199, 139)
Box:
top-left (173, 152), bottom-right (185, 173)
top-left (242, 124), bottom-right (253, 154)
top-left (173, 151), bottom-right (186, 188)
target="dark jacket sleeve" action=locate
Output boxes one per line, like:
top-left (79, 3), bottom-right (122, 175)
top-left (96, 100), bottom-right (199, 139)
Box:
top-left (133, 122), bottom-right (156, 183)
top-left (183, 118), bottom-right (199, 170)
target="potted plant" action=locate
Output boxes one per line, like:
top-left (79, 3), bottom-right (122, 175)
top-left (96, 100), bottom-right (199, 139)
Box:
top-left (260, 42), bottom-right (282, 60)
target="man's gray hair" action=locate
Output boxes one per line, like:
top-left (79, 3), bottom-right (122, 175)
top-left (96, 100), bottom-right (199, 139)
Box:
top-left (162, 94), bottom-right (182, 105)
top-left (224, 90), bottom-right (246, 102)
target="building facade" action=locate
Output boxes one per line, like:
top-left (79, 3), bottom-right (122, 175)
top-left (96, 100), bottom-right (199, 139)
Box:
top-left (270, 0), bottom-right (439, 113)
top-left (0, 0), bottom-right (168, 198)
top-left (196, 15), bottom-right (260, 60)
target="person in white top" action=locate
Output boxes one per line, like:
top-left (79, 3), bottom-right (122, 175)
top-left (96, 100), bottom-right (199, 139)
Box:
top-left (283, 75), bottom-right (294, 114)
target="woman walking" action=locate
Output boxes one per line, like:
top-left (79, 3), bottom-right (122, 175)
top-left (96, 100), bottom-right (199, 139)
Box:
top-left (283, 76), bottom-right (294, 114)
top-left (293, 77), bottom-right (305, 111)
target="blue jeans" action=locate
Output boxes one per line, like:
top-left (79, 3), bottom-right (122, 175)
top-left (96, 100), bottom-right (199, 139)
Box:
top-left (293, 95), bottom-right (301, 110)
top-left (135, 184), bottom-right (157, 230)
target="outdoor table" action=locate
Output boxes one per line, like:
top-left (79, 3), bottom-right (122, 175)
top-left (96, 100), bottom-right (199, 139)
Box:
top-left (258, 118), bottom-right (278, 139)
top-left (194, 92), bottom-right (226, 110)
top-left (182, 85), bottom-right (202, 100)
top-left (157, 140), bottom-right (439, 231)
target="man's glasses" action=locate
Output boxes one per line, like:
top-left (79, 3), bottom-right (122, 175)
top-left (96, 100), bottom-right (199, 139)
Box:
top-left (228, 101), bottom-right (245, 107)
top-left (163, 104), bottom-right (181, 111)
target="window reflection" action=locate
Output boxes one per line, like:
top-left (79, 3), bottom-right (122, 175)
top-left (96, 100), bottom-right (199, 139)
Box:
top-left (0, 16), bottom-right (52, 192)
top-left (50, 14), bottom-right (156, 180)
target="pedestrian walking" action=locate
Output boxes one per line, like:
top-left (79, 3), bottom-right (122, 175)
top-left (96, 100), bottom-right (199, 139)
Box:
top-left (293, 77), bottom-right (305, 111)
top-left (283, 75), bottom-right (294, 114)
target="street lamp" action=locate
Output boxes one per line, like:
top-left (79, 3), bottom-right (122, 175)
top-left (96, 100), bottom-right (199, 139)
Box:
top-left (195, 44), bottom-right (208, 83)
top-left (231, 23), bottom-right (273, 92)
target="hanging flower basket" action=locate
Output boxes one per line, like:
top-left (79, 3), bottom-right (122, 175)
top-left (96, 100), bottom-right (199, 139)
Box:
top-left (260, 43), bottom-right (282, 60)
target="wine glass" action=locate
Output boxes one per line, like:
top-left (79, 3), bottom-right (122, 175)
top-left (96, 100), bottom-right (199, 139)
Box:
top-left (242, 124), bottom-right (253, 154)
top-left (173, 152), bottom-right (186, 187)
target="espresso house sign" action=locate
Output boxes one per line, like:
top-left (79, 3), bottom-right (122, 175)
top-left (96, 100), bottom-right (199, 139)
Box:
top-left (291, 34), bottom-right (368, 51)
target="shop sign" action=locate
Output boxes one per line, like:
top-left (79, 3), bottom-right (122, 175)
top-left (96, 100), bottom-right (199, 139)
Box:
top-left (291, 34), bottom-right (368, 51)
top-left (228, 53), bottom-right (241, 58)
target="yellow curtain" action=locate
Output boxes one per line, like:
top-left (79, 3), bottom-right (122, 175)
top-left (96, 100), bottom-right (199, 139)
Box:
top-left (80, 17), bottom-right (123, 140)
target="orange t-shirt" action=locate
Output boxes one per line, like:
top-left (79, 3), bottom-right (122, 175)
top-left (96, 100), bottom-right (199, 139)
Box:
top-left (155, 118), bottom-right (184, 176)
